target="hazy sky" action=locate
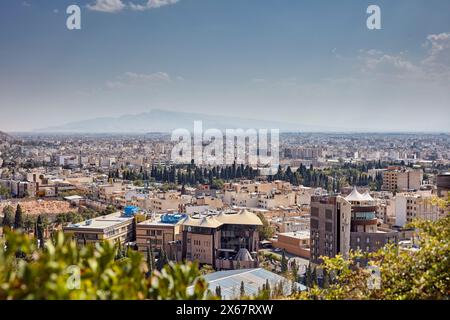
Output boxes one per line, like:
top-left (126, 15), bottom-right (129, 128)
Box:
top-left (0, 0), bottom-right (449, 132)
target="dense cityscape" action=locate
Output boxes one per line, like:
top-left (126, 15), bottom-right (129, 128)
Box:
top-left (1, 0), bottom-right (449, 309)
top-left (1, 131), bottom-right (449, 300)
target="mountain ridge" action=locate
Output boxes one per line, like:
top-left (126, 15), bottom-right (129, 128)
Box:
top-left (35, 109), bottom-right (342, 133)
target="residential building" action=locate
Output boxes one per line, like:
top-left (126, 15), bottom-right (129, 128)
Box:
top-left (63, 210), bottom-right (136, 245)
top-left (310, 188), bottom-right (398, 264)
top-left (272, 231), bottom-right (310, 259)
top-left (182, 210), bottom-right (263, 270)
top-left (136, 213), bottom-right (185, 261)
top-left (382, 167), bottom-right (423, 192)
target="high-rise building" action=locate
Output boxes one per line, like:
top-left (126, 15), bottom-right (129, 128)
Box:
top-left (310, 196), bottom-right (352, 264)
top-left (310, 188), bottom-right (398, 265)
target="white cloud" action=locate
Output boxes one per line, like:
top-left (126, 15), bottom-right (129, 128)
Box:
top-left (358, 32), bottom-right (450, 82)
top-left (106, 72), bottom-right (171, 89)
top-left (129, 0), bottom-right (179, 11)
top-left (422, 32), bottom-right (450, 77)
top-left (87, 0), bottom-right (126, 13)
top-left (359, 50), bottom-right (419, 75)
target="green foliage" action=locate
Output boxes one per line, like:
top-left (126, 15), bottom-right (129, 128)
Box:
top-left (146, 245), bottom-right (156, 276)
top-left (210, 179), bottom-right (224, 190)
top-left (199, 264), bottom-right (215, 275)
top-left (215, 285), bottom-right (222, 299)
top-left (0, 186), bottom-right (11, 199)
top-left (149, 261), bottom-right (209, 300)
top-left (36, 215), bottom-right (45, 248)
top-left (156, 247), bottom-right (169, 271)
top-left (14, 204), bottom-right (24, 230)
top-left (281, 250), bottom-right (288, 274)
top-left (2, 205), bottom-right (14, 230)
top-left (240, 281), bottom-right (245, 298)
top-left (295, 216), bottom-right (450, 300)
top-left (256, 212), bottom-right (274, 240)
top-left (290, 259), bottom-right (299, 282)
top-left (133, 180), bottom-right (144, 187)
top-left (0, 231), bottom-right (208, 300)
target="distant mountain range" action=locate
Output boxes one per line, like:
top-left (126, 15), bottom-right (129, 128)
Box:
top-left (0, 131), bottom-right (13, 141)
top-left (35, 109), bottom-right (341, 133)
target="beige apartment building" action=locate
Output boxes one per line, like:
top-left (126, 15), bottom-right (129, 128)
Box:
top-left (257, 191), bottom-right (296, 209)
top-left (272, 231), bottom-right (310, 259)
top-left (147, 191), bottom-right (192, 212)
top-left (63, 211), bottom-right (135, 245)
top-left (223, 189), bottom-right (296, 209)
top-left (394, 192), bottom-right (444, 227)
top-left (382, 167), bottom-right (423, 192)
top-left (136, 213), bottom-right (185, 261)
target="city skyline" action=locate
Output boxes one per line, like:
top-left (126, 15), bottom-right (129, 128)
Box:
top-left (1, 0), bottom-right (450, 132)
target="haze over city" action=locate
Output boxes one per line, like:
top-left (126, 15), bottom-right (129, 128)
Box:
top-left (1, 0), bottom-right (450, 132)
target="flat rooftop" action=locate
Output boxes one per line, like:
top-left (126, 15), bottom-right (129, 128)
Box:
top-left (279, 231), bottom-right (310, 239)
top-left (138, 218), bottom-right (184, 227)
top-left (65, 212), bottom-right (134, 231)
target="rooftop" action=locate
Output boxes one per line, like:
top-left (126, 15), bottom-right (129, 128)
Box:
top-left (345, 187), bottom-right (374, 202)
top-left (65, 211), bottom-right (134, 231)
top-left (188, 268), bottom-right (305, 299)
top-left (183, 209), bottom-right (263, 229)
top-left (278, 231), bottom-right (310, 240)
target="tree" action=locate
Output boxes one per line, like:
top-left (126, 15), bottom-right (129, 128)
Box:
top-left (304, 263), bottom-right (312, 288)
top-left (290, 259), bottom-right (299, 282)
top-left (200, 264), bottom-right (214, 275)
top-left (14, 204), bottom-right (24, 230)
top-left (146, 245), bottom-right (156, 276)
top-left (295, 215), bottom-right (450, 300)
top-left (2, 205), bottom-right (14, 230)
top-left (240, 281), bottom-right (245, 298)
top-left (322, 267), bottom-right (329, 289)
top-left (157, 247), bottom-right (169, 271)
top-left (0, 230), bottom-right (209, 300)
top-left (311, 267), bottom-right (318, 287)
top-left (255, 212), bottom-right (274, 240)
top-left (215, 286), bottom-right (222, 299)
top-left (0, 186), bottom-right (10, 199)
top-left (280, 250), bottom-right (288, 274)
top-left (36, 215), bottom-right (45, 249)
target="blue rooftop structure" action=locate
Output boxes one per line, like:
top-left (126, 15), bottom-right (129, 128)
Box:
top-left (160, 213), bottom-right (187, 224)
top-left (123, 206), bottom-right (139, 217)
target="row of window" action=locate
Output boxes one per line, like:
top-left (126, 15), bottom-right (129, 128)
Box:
top-left (146, 229), bottom-right (163, 236)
